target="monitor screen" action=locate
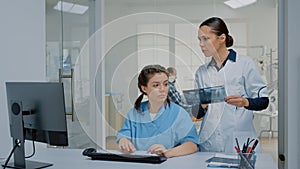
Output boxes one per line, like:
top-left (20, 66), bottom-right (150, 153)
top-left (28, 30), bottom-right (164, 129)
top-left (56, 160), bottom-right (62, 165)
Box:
top-left (4, 82), bottom-right (68, 168)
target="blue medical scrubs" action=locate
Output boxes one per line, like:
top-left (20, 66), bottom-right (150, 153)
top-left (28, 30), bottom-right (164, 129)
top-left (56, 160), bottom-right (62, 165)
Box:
top-left (116, 101), bottom-right (199, 151)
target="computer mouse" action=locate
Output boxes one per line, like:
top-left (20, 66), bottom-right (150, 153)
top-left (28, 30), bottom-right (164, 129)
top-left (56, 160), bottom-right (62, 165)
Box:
top-left (82, 147), bottom-right (96, 156)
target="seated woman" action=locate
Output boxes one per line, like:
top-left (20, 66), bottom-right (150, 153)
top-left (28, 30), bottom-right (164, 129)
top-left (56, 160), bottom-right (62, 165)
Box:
top-left (116, 64), bottom-right (199, 158)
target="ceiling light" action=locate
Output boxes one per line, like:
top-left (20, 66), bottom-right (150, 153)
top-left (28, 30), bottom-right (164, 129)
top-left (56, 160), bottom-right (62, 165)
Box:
top-left (224, 0), bottom-right (257, 9)
top-left (71, 4), bottom-right (89, 14)
top-left (53, 1), bottom-right (88, 15)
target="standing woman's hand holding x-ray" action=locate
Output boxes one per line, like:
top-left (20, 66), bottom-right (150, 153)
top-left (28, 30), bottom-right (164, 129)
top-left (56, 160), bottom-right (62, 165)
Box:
top-left (225, 95), bottom-right (249, 107)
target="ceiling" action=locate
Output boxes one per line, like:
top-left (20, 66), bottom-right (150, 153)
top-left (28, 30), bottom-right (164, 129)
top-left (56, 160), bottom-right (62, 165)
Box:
top-left (46, 0), bottom-right (277, 11)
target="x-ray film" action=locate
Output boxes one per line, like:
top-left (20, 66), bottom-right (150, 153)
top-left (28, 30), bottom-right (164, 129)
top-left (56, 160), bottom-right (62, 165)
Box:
top-left (199, 85), bottom-right (227, 104)
top-left (183, 85), bottom-right (227, 105)
top-left (182, 89), bottom-right (201, 105)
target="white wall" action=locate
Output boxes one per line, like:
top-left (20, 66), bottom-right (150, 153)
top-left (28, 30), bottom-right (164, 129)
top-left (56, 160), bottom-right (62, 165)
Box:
top-left (0, 0), bottom-right (45, 157)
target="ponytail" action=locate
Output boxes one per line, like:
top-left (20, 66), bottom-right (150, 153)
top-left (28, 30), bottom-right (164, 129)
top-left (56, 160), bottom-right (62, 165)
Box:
top-left (134, 93), bottom-right (144, 112)
top-left (226, 34), bottom-right (234, 47)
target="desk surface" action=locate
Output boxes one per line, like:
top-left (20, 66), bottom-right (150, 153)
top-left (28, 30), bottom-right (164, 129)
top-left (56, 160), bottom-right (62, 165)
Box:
top-left (27, 148), bottom-right (278, 169)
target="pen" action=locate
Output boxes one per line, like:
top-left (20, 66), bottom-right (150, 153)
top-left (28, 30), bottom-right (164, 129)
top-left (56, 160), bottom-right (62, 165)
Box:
top-left (242, 143), bottom-right (246, 153)
top-left (246, 139), bottom-right (259, 158)
top-left (234, 146), bottom-right (240, 153)
top-left (249, 139), bottom-right (255, 145)
top-left (250, 139), bottom-right (259, 152)
top-left (246, 147), bottom-right (253, 157)
top-left (248, 139), bottom-right (258, 153)
top-left (235, 138), bottom-right (240, 150)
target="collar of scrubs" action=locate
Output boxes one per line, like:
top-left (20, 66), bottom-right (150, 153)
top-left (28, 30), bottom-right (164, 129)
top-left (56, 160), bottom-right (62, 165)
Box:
top-left (207, 49), bottom-right (236, 70)
top-left (141, 101), bottom-right (167, 121)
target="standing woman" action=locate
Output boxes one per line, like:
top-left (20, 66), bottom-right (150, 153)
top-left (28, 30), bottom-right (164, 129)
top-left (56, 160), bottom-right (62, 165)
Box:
top-left (117, 64), bottom-right (199, 157)
top-left (195, 17), bottom-right (269, 152)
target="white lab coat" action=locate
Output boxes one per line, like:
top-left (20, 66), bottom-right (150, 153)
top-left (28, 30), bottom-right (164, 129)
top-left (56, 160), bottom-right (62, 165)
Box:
top-left (195, 51), bottom-right (268, 153)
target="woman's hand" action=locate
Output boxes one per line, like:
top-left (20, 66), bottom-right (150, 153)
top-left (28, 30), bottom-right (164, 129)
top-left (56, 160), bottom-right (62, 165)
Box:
top-left (225, 95), bottom-right (249, 107)
top-left (118, 138), bottom-right (136, 153)
top-left (201, 104), bottom-right (208, 109)
top-left (147, 144), bottom-right (168, 157)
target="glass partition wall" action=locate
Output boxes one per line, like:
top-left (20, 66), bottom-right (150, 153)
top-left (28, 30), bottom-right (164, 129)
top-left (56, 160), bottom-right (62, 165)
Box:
top-left (46, 0), bottom-right (96, 148)
top-left (46, 0), bottom-right (278, 162)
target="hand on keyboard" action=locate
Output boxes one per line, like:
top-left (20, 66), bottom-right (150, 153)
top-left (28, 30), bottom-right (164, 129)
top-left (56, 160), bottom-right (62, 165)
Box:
top-left (147, 144), bottom-right (167, 157)
top-left (118, 138), bottom-right (136, 153)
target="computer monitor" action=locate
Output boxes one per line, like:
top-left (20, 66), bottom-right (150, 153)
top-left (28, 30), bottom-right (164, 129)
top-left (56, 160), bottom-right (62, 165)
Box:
top-left (4, 82), bottom-right (68, 169)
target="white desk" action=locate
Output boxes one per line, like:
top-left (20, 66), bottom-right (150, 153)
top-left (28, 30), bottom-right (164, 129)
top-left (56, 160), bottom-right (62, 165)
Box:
top-left (0, 146), bottom-right (277, 169)
top-left (25, 148), bottom-right (278, 169)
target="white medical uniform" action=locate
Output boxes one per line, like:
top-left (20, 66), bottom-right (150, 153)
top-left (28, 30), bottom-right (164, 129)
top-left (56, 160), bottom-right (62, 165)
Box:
top-left (195, 49), bottom-right (268, 152)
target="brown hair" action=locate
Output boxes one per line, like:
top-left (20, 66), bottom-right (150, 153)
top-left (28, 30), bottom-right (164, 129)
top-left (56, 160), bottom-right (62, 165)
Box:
top-left (134, 64), bottom-right (170, 112)
top-left (167, 67), bottom-right (175, 75)
top-left (200, 17), bottom-right (234, 47)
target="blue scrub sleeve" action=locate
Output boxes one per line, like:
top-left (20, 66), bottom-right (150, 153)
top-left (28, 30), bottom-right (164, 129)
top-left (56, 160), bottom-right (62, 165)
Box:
top-left (175, 109), bottom-right (200, 146)
top-left (177, 126), bottom-right (200, 147)
top-left (116, 117), bottom-right (132, 144)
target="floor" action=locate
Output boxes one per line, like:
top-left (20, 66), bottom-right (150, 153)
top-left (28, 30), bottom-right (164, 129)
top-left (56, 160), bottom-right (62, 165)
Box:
top-left (260, 137), bottom-right (278, 164)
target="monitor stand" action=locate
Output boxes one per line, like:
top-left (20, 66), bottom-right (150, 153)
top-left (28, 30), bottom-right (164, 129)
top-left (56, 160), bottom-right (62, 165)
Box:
top-left (4, 101), bottom-right (53, 169)
top-left (2, 160), bottom-right (53, 169)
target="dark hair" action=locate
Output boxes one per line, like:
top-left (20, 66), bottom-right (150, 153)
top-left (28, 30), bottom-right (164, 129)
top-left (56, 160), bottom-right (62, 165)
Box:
top-left (167, 67), bottom-right (175, 74)
top-left (200, 17), bottom-right (234, 47)
top-left (134, 64), bottom-right (170, 112)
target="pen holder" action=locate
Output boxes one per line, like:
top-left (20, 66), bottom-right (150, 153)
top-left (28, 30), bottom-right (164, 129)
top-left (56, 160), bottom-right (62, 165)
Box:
top-left (238, 152), bottom-right (256, 169)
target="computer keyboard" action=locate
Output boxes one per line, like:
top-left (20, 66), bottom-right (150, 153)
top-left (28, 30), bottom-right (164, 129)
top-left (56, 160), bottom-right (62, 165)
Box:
top-left (82, 148), bottom-right (167, 164)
